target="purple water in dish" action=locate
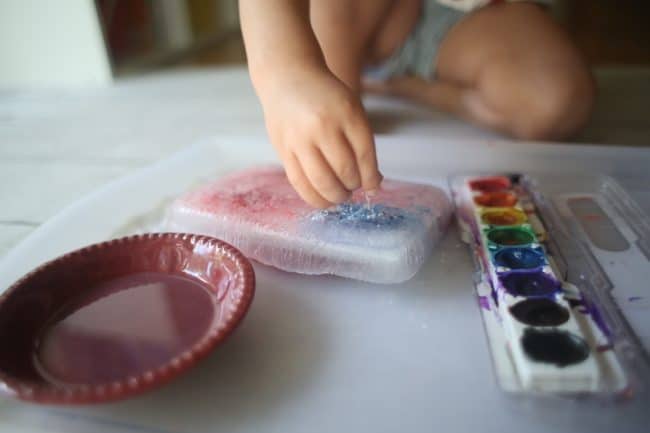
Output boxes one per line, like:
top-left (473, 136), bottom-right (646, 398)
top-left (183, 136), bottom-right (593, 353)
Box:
top-left (36, 272), bottom-right (215, 385)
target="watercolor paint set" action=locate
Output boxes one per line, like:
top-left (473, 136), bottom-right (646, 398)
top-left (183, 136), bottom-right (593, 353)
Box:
top-left (451, 173), bottom-right (650, 398)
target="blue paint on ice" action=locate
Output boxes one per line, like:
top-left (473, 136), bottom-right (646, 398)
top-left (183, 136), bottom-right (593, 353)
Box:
top-left (310, 203), bottom-right (412, 229)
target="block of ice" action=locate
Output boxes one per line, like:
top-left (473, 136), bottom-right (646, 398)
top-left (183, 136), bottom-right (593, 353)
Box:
top-left (163, 167), bottom-right (452, 283)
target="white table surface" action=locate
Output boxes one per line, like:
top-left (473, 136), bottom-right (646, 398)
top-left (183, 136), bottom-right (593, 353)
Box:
top-left (1, 67), bottom-right (650, 433)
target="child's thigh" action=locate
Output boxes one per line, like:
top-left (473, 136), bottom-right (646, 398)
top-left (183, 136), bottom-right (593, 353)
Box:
top-left (310, 0), bottom-right (404, 89)
top-left (435, 2), bottom-right (589, 88)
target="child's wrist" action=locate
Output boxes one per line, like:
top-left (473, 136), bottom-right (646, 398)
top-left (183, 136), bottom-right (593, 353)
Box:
top-left (252, 58), bottom-right (329, 99)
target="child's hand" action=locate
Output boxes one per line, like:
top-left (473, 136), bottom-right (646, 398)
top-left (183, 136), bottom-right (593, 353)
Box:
top-left (260, 67), bottom-right (382, 208)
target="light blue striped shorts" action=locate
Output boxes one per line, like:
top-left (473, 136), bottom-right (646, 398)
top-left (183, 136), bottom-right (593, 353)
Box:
top-left (365, 0), bottom-right (465, 81)
top-left (366, 0), bottom-right (552, 81)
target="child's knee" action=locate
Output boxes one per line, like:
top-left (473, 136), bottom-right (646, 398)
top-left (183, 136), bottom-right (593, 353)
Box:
top-left (518, 72), bottom-right (595, 140)
top-left (485, 63), bottom-right (596, 141)
top-left (511, 80), bottom-right (592, 140)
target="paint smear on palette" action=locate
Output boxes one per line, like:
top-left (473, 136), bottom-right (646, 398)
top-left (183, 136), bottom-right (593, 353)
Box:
top-left (568, 296), bottom-right (613, 339)
top-left (478, 295), bottom-right (491, 311)
top-left (164, 166), bottom-right (453, 283)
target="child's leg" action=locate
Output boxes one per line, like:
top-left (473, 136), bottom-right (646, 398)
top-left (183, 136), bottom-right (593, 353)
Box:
top-left (309, 0), bottom-right (420, 93)
top-left (368, 2), bottom-right (595, 141)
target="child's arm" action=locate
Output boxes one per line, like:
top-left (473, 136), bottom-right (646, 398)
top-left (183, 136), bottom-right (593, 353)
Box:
top-left (240, 0), bottom-right (382, 208)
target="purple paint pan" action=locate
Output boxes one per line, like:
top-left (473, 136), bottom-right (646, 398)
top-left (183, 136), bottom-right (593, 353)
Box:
top-left (0, 233), bottom-right (255, 404)
top-left (499, 270), bottom-right (560, 297)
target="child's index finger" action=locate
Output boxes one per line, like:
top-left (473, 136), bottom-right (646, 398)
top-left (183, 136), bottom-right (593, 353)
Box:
top-left (343, 112), bottom-right (382, 192)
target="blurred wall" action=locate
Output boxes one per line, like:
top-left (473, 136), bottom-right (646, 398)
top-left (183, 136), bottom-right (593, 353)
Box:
top-left (0, 0), bottom-right (112, 89)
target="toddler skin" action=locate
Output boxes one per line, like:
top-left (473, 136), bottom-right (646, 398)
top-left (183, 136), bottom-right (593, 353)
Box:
top-left (240, 0), bottom-right (595, 208)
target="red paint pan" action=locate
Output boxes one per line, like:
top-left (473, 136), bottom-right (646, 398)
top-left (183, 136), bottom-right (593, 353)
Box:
top-left (0, 233), bottom-right (255, 404)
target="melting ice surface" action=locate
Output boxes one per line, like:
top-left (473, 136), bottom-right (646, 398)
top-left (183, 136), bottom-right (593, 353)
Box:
top-left (163, 166), bottom-right (453, 283)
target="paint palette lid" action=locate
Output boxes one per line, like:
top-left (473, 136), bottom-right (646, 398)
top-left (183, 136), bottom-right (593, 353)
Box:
top-left (528, 174), bottom-right (650, 355)
top-left (0, 233), bottom-right (255, 404)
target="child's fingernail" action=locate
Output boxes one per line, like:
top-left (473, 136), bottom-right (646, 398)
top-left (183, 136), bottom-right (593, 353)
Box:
top-left (365, 188), bottom-right (378, 197)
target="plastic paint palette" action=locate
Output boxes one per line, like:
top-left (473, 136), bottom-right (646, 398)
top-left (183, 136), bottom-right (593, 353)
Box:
top-left (452, 174), bottom-right (650, 397)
